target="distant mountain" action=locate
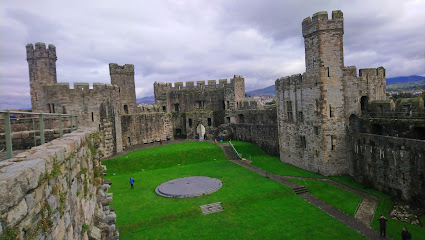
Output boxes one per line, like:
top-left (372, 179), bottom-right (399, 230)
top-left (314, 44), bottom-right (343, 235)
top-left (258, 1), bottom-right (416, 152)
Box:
top-left (136, 96), bottom-right (155, 104)
top-left (245, 75), bottom-right (425, 96)
top-left (386, 75), bottom-right (424, 85)
top-left (246, 85), bottom-right (275, 96)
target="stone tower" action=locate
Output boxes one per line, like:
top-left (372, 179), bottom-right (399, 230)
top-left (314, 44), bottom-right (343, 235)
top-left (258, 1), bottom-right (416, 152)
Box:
top-left (302, 10), bottom-right (348, 175)
top-left (26, 42), bottom-right (57, 112)
top-left (109, 63), bottom-right (137, 114)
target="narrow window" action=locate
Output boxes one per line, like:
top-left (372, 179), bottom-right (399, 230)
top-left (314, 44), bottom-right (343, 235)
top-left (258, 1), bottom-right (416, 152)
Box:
top-left (298, 112), bottom-right (304, 123)
top-left (331, 136), bottom-right (336, 150)
top-left (127, 137), bottom-right (131, 146)
top-left (329, 104), bottom-right (334, 118)
top-left (162, 106), bottom-right (166, 112)
top-left (92, 112), bottom-right (94, 122)
top-left (174, 104), bottom-right (179, 112)
top-left (208, 118), bottom-right (212, 126)
top-left (327, 67), bottom-right (330, 77)
top-left (124, 104), bottom-right (129, 114)
top-left (286, 101), bottom-right (293, 122)
top-left (227, 101), bottom-right (230, 109)
top-left (48, 104), bottom-right (52, 113)
top-left (314, 127), bottom-right (318, 135)
top-left (300, 136), bottom-right (306, 148)
top-left (239, 114), bottom-right (244, 123)
top-left (222, 101), bottom-right (226, 110)
top-left (119, 87), bottom-right (120, 93)
top-left (62, 106), bottom-right (66, 114)
top-left (189, 118), bottom-right (192, 127)
top-left (52, 103), bottom-right (55, 113)
top-left (315, 100), bottom-right (320, 113)
top-left (98, 124), bottom-right (101, 131)
top-left (360, 96), bottom-right (368, 110)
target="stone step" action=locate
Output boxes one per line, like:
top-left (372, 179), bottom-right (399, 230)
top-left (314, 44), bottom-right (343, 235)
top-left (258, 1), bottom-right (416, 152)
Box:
top-left (292, 186), bottom-right (309, 195)
top-left (200, 202), bottom-right (224, 215)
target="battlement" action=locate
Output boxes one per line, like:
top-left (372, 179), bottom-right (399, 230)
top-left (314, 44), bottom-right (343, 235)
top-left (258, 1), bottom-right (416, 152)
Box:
top-left (342, 66), bottom-right (386, 79)
top-left (237, 100), bottom-right (259, 110)
top-left (359, 67), bottom-right (385, 78)
top-left (26, 42), bottom-right (57, 59)
top-left (276, 74), bottom-right (303, 87)
top-left (154, 79), bottom-right (231, 91)
top-left (109, 63), bottom-right (135, 75)
top-left (46, 82), bottom-right (119, 92)
top-left (302, 10), bottom-right (343, 37)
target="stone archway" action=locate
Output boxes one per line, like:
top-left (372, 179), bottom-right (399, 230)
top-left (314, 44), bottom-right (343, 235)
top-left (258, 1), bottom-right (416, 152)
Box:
top-left (197, 124), bottom-right (206, 140)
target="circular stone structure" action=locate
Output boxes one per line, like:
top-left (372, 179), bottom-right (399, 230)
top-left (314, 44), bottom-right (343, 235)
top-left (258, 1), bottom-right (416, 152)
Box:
top-left (155, 176), bottom-right (223, 198)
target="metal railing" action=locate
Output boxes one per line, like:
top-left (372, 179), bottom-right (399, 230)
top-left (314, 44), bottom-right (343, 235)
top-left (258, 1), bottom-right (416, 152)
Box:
top-left (228, 141), bottom-right (242, 160)
top-left (1, 110), bottom-right (78, 159)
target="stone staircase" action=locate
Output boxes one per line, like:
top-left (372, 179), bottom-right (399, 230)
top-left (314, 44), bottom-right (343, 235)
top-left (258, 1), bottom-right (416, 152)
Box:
top-left (292, 186), bottom-right (309, 195)
top-left (221, 143), bottom-right (239, 160)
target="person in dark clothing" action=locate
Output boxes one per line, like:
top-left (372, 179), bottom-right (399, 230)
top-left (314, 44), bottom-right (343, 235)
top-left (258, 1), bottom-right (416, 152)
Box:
top-left (130, 177), bottom-right (135, 189)
top-left (402, 227), bottom-right (411, 240)
top-left (379, 214), bottom-right (387, 237)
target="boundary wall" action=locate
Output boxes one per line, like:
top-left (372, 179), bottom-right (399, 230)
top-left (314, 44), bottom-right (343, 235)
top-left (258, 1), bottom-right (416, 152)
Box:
top-left (0, 128), bottom-right (117, 239)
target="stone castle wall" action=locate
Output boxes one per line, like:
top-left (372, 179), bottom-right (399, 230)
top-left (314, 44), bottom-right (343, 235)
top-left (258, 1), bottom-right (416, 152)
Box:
top-left (0, 128), bottom-right (72, 150)
top-left (0, 128), bottom-right (117, 240)
top-left (110, 63), bottom-right (138, 115)
top-left (40, 83), bottom-right (123, 157)
top-left (276, 11), bottom-right (388, 176)
top-left (153, 75), bottom-right (245, 113)
top-left (229, 106), bottom-right (279, 156)
top-left (349, 133), bottom-right (425, 203)
top-left (121, 112), bottom-right (173, 147)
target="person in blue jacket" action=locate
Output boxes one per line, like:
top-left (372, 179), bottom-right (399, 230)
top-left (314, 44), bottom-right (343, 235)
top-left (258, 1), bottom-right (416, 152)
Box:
top-left (130, 177), bottom-right (135, 189)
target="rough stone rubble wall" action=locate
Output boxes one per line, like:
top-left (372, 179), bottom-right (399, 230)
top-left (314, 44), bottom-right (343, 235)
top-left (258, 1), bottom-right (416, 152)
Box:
top-left (0, 128), bottom-right (117, 240)
top-left (121, 113), bottom-right (173, 147)
top-left (110, 63), bottom-right (138, 115)
top-left (0, 128), bottom-right (72, 150)
top-left (349, 133), bottom-right (425, 202)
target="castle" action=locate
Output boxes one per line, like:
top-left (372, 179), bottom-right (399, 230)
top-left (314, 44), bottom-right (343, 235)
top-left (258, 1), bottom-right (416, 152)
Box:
top-left (24, 11), bottom-right (424, 202)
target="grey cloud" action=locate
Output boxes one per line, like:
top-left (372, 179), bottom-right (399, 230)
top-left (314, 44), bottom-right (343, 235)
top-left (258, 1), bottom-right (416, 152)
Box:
top-left (1, 0), bottom-right (424, 110)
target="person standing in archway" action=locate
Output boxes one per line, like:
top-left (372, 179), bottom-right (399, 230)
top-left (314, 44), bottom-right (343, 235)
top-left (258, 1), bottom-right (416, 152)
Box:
top-left (379, 214), bottom-right (387, 237)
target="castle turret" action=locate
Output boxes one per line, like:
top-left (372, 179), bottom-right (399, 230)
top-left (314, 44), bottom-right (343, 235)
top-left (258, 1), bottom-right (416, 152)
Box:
top-left (26, 42), bottom-right (57, 112)
top-left (109, 63), bottom-right (137, 114)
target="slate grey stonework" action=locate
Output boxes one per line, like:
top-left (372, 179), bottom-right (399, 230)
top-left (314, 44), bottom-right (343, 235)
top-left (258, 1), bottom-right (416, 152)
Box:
top-left (0, 129), bottom-right (117, 239)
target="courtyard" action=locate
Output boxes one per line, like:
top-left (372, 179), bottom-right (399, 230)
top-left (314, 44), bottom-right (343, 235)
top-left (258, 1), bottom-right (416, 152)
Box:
top-left (102, 141), bottom-right (425, 239)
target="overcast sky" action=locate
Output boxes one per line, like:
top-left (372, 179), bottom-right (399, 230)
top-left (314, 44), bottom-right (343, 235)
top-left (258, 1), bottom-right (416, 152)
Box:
top-left (1, 0), bottom-right (424, 110)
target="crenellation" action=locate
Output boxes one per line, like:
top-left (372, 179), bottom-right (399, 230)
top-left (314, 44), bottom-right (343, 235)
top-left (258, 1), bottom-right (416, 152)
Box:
top-left (196, 81), bottom-right (206, 87)
top-left (208, 80), bottom-right (217, 87)
top-left (74, 82), bottom-right (90, 90)
top-left (109, 63), bottom-right (134, 75)
top-left (302, 11), bottom-right (344, 37)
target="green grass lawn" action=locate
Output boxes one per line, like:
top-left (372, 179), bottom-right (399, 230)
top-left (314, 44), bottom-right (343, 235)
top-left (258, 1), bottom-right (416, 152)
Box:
top-left (103, 142), bottom-right (365, 240)
top-left (329, 176), bottom-right (425, 240)
top-left (231, 141), bottom-right (425, 239)
top-left (289, 179), bottom-right (362, 216)
top-left (230, 141), bottom-right (323, 178)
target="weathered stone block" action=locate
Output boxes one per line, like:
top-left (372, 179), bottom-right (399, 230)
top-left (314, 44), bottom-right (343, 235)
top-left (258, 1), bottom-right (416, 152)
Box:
top-left (6, 198), bottom-right (27, 227)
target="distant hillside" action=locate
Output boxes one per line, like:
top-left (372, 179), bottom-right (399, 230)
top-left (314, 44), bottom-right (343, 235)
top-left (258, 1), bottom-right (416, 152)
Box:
top-left (136, 96), bottom-right (155, 104)
top-left (246, 85), bottom-right (275, 96)
top-left (245, 75), bottom-right (425, 96)
top-left (386, 75), bottom-right (424, 85)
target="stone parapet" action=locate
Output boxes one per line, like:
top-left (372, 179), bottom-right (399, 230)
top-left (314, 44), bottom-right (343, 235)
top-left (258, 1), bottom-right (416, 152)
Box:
top-left (0, 128), bottom-right (118, 239)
